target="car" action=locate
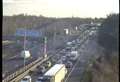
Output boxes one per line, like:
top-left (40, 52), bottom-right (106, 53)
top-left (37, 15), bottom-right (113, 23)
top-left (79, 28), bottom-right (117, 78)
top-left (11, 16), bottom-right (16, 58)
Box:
top-left (20, 75), bottom-right (31, 82)
top-left (66, 42), bottom-right (72, 45)
top-left (71, 46), bottom-right (77, 51)
top-left (72, 40), bottom-right (76, 43)
top-left (61, 56), bottom-right (66, 61)
top-left (57, 59), bottom-right (63, 64)
top-left (36, 66), bottom-right (46, 75)
top-left (36, 76), bottom-right (44, 82)
top-left (59, 50), bottom-right (66, 55)
top-left (65, 47), bottom-right (71, 52)
top-left (76, 39), bottom-right (80, 43)
top-left (65, 61), bottom-right (73, 68)
top-left (45, 61), bottom-right (52, 68)
top-left (60, 49), bottom-right (65, 52)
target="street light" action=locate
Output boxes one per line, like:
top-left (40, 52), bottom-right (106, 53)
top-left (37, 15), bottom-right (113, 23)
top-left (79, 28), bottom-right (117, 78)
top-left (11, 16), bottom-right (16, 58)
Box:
top-left (44, 37), bottom-right (47, 58)
top-left (64, 28), bottom-right (69, 42)
top-left (23, 27), bottom-right (27, 67)
top-left (53, 26), bottom-right (56, 49)
top-left (22, 27), bottom-right (31, 67)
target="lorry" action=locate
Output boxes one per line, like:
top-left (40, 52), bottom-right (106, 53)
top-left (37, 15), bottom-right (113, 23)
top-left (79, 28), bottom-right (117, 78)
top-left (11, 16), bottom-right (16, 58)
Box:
top-left (36, 64), bottom-right (67, 82)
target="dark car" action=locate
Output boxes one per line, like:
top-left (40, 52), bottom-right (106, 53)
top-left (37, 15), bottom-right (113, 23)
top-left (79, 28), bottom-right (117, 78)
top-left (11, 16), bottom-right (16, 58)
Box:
top-left (65, 61), bottom-right (73, 68)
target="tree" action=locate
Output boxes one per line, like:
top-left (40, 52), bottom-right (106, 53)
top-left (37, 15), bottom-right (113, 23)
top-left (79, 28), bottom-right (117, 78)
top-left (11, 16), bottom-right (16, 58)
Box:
top-left (98, 13), bottom-right (119, 54)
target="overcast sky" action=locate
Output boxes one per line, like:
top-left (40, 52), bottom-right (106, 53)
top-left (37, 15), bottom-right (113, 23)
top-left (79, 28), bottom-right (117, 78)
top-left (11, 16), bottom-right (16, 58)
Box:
top-left (3, 0), bottom-right (119, 18)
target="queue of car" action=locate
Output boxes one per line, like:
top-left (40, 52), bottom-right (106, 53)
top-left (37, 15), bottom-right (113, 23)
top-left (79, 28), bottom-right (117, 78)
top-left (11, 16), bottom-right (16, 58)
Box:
top-left (20, 37), bottom-right (82, 82)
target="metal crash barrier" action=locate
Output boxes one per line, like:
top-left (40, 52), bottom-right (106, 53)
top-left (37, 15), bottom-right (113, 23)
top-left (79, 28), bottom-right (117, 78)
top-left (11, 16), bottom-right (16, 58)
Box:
top-left (2, 56), bottom-right (51, 82)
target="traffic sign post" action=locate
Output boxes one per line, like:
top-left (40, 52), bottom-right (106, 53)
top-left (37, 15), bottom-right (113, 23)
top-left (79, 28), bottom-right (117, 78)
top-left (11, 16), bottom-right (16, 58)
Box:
top-left (44, 37), bottom-right (47, 58)
top-left (23, 27), bottom-right (26, 67)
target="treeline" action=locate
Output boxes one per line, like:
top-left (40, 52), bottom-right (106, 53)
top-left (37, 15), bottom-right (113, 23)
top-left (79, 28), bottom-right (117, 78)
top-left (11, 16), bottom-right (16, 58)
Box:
top-left (91, 14), bottom-right (119, 82)
top-left (98, 13), bottom-right (119, 55)
top-left (2, 14), bottom-right (103, 36)
top-left (2, 14), bottom-right (56, 36)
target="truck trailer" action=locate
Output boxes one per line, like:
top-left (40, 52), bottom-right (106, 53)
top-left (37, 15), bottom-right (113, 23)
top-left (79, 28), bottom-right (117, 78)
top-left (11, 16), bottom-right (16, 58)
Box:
top-left (36, 64), bottom-right (67, 82)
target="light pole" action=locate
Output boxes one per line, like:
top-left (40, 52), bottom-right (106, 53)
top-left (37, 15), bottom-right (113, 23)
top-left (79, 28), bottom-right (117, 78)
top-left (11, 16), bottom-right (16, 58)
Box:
top-left (64, 28), bottom-right (69, 42)
top-left (44, 37), bottom-right (47, 58)
top-left (23, 27), bottom-right (26, 67)
top-left (53, 26), bottom-right (56, 49)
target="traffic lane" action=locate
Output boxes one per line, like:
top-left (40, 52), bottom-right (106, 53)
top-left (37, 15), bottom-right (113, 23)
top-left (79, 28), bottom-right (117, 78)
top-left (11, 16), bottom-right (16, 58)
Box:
top-left (67, 66), bottom-right (85, 76)
top-left (21, 36), bottom-right (88, 81)
top-left (3, 39), bottom-right (64, 79)
top-left (66, 67), bottom-right (85, 82)
top-left (2, 57), bottom-right (36, 78)
top-left (66, 35), bottom-right (99, 82)
top-left (3, 33), bottom-right (77, 65)
top-left (3, 47), bottom-right (37, 62)
top-left (3, 40), bottom-right (37, 60)
top-left (2, 44), bottom-right (51, 78)
top-left (65, 58), bottom-right (86, 82)
top-left (2, 43), bottom-right (44, 73)
top-left (2, 35), bottom-right (69, 79)
top-left (64, 45), bottom-right (88, 81)
top-left (5, 31), bottom-right (93, 80)
top-left (3, 60), bottom-right (25, 78)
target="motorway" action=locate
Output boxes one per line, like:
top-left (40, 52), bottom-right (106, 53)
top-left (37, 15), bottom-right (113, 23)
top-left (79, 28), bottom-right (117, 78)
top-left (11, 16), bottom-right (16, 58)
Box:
top-left (2, 36), bottom-right (67, 78)
top-left (2, 24), bottom-right (99, 82)
top-left (22, 26), bottom-right (101, 82)
top-left (66, 33), bottom-right (104, 82)
top-left (2, 31), bottom-right (78, 79)
top-left (33, 27), bottom-right (103, 82)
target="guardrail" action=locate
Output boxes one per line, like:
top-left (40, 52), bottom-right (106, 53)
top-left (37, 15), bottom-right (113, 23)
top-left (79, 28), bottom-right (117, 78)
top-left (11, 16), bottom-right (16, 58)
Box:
top-left (2, 56), bottom-right (51, 82)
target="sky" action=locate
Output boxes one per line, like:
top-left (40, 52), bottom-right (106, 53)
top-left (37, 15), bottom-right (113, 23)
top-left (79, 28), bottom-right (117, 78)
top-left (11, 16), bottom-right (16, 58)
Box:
top-left (3, 0), bottom-right (119, 18)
